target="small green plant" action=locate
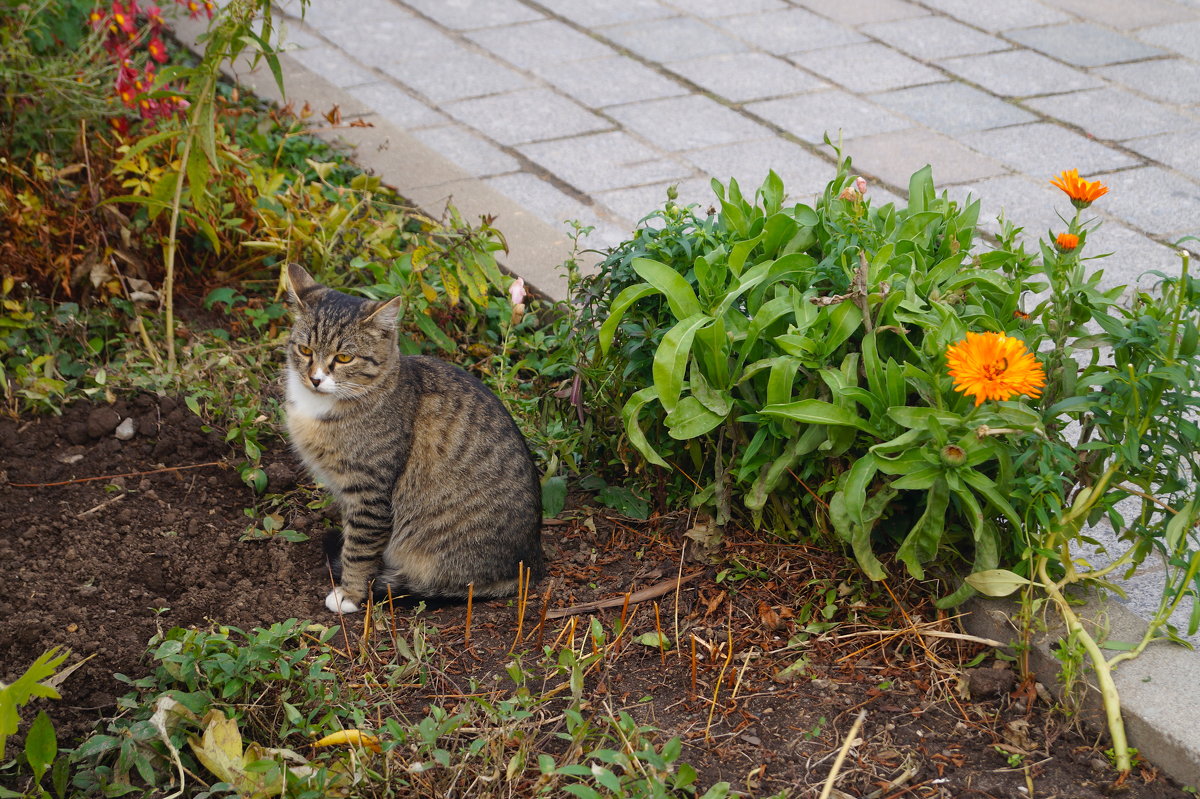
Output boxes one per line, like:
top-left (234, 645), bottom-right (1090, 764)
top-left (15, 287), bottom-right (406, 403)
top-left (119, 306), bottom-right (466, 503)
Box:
top-left (994, 746), bottom-right (1024, 768)
top-left (0, 649), bottom-right (70, 799)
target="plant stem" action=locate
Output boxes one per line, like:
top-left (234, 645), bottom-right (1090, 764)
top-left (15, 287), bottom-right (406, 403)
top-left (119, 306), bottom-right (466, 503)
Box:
top-left (1036, 552), bottom-right (1131, 772)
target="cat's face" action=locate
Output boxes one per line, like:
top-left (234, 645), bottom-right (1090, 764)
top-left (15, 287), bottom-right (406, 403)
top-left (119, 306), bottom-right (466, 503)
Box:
top-left (286, 264), bottom-right (401, 400)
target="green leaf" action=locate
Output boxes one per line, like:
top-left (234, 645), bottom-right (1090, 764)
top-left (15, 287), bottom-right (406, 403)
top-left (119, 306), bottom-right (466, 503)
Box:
top-left (829, 491), bottom-right (887, 580)
top-left (596, 486), bottom-right (650, 520)
top-left (665, 395), bottom-right (726, 440)
top-left (633, 632), bottom-right (671, 648)
top-left (907, 164), bottom-right (934, 214)
top-left (896, 478), bottom-right (949, 578)
top-left (689, 365), bottom-right (731, 416)
top-left (760, 399), bottom-right (882, 437)
top-left (0, 648), bottom-right (67, 759)
top-left (841, 454), bottom-right (877, 528)
top-left (890, 464), bottom-right (941, 491)
top-left (886, 406), bottom-right (963, 429)
top-left (598, 282), bottom-right (657, 355)
top-left (1166, 501), bottom-right (1194, 551)
top-left (541, 475), bottom-right (567, 519)
top-left (621, 386), bottom-right (669, 468)
top-left (652, 314), bottom-right (712, 413)
top-left (821, 301), bottom-right (862, 355)
top-left (414, 311), bottom-right (457, 353)
top-left (632, 257), bottom-right (701, 319)
top-left (25, 711), bottom-right (56, 783)
top-left (965, 569), bottom-right (1032, 597)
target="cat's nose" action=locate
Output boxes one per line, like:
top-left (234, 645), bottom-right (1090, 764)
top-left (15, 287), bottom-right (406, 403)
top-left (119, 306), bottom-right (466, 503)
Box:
top-left (310, 375), bottom-right (322, 388)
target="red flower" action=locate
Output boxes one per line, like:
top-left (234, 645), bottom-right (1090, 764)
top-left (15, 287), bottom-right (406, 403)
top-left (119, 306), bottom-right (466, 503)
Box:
top-left (146, 4), bottom-right (164, 27)
top-left (147, 36), bottom-right (167, 63)
top-left (110, 2), bottom-right (136, 33)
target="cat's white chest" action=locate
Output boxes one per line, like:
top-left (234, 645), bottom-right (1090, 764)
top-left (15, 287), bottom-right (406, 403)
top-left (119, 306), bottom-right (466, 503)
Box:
top-left (286, 367), bottom-right (337, 420)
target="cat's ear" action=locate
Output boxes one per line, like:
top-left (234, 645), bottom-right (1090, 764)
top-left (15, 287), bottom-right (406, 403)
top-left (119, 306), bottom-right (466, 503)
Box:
top-left (286, 263), bottom-right (317, 309)
top-left (365, 296), bottom-right (404, 330)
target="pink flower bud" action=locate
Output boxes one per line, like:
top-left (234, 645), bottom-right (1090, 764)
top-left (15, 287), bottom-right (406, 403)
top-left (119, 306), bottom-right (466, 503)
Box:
top-left (854, 176), bottom-right (868, 195)
top-left (509, 277), bottom-right (526, 307)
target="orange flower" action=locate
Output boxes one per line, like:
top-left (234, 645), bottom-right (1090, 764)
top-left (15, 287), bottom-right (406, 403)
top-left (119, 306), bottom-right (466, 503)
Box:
top-left (946, 332), bottom-right (1046, 406)
top-left (1055, 232), bottom-right (1079, 251)
top-left (1050, 169), bottom-right (1108, 209)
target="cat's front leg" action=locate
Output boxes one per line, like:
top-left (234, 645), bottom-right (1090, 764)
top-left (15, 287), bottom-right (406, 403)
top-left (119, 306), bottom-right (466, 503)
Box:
top-left (325, 495), bottom-right (392, 613)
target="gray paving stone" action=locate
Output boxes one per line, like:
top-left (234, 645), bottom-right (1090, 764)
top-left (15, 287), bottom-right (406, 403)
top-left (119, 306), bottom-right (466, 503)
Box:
top-left (683, 138), bottom-right (834, 200)
top-left (399, 0), bottom-right (543, 30)
top-left (1023, 88), bottom-right (1198, 140)
top-left (1093, 166), bottom-right (1200, 236)
top-left (714, 8), bottom-right (867, 55)
top-left (382, 52), bottom-right (532, 103)
top-left (410, 124), bottom-right (521, 177)
top-left (532, 57), bottom-right (689, 107)
top-left (747, 90), bottom-right (912, 144)
top-left (962, 123), bottom-right (1139, 179)
top-left (666, 52), bottom-right (826, 102)
top-left (596, 177), bottom-right (715, 224)
top-left (320, 12), bottom-right (461, 64)
top-left (607, 95), bottom-right (771, 151)
top-left (661, 0), bottom-right (788, 17)
top-left (296, 0), bottom-right (410, 33)
top-left (846, 128), bottom-right (1008, 187)
top-left (1007, 23), bottom-right (1165, 67)
top-left (484, 172), bottom-right (601, 233)
top-left (288, 45), bottom-right (376, 88)
top-left (1096, 59), bottom-right (1200, 105)
top-left (279, 22), bottom-right (323, 49)
top-left (937, 50), bottom-right (1104, 97)
top-left (534, 0), bottom-right (675, 27)
top-left (790, 43), bottom-right (943, 94)
top-left (346, 81), bottom-right (447, 128)
top-left (944, 174), bottom-right (1062, 239)
top-left (467, 20), bottom-right (615, 69)
top-left (445, 89), bottom-right (612, 145)
top-left (915, 0), bottom-right (1069, 31)
top-left (871, 82), bottom-right (1035, 134)
top-left (1038, 0), bottom-right (1197, 30)
top-left (603, 16), bottom-right (748, 61)
top-left (860, 16), bottom-right (1008, 60)
top-left (518, 131), bottom-right (693, 192)
top-left (792, 0), bottom-right (927, 27)
top-left (1138, 20), bottom-right (1200, 60)
top-left (1084, 222), bottom-right (1191, 293)
top-left (1126, 130), bottom-right (1200, 182)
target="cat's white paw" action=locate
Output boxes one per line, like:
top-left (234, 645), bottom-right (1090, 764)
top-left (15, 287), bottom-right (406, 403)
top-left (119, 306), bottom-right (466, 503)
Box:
top-left (325, 587), bottom-right (360, 613)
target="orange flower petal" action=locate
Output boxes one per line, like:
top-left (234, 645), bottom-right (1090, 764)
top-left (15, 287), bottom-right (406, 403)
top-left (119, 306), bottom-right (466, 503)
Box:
top-left (946, 332), bottom-right (1046, 406)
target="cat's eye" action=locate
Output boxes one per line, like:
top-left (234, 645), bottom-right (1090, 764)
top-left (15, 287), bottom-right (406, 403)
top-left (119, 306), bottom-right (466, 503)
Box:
top-left (334, 352), bottom-right (353, 364)
top-left (297, 344), bottom-right (313, 356)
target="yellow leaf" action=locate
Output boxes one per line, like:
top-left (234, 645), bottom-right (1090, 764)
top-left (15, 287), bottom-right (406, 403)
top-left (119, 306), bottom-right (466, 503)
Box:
top-left (420, 280), bottom-right (437, 304)
top-left (411, 245), bottom-right (434, 272)
top-left (188, 710), bottom-right (245, 786)
top-left (440, 265), bottom-right (460, 306)
top-left (312, 729), bottom-right (381, 753)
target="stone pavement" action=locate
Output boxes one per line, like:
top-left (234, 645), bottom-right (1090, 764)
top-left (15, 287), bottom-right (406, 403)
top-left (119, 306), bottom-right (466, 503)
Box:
top-left (269, 0), bottom-right (1200, 299)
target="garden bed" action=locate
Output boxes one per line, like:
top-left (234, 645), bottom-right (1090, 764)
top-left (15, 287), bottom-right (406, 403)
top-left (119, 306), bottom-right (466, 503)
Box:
top-left (1, 400), bottom-right (1192, 797)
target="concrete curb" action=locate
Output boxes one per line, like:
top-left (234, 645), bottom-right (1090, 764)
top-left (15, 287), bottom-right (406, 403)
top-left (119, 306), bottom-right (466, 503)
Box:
top-left (171, 15), bottom-right (580, 301)
top-left (963, 594), bottom-right (1200, 787)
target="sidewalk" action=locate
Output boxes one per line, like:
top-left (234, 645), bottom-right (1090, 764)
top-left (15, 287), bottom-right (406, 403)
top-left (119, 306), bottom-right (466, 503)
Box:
top-left (267, 0), bottom-right (1200, 300)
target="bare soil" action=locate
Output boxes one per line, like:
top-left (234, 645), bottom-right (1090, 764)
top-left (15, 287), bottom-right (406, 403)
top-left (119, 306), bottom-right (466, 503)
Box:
top-left (1, 398), bottom-right (1191, 798)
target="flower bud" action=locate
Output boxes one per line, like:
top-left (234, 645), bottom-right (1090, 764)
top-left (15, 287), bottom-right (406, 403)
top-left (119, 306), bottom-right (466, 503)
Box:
top-left (509, 277), bottom-right (526, 306)
top-left (940, 445), bottom-right (967, 467)
top-left (1055, 232), bottom-right (1079, 252)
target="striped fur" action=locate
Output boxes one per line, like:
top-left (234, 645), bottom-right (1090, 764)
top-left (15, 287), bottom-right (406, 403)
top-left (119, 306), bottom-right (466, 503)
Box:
top-left (284, 264), bottom-right (543, 613)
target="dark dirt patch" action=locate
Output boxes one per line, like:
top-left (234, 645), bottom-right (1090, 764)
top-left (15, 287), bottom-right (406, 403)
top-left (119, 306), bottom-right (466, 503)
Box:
top-left (1, 400), bottom-right (1191, 798)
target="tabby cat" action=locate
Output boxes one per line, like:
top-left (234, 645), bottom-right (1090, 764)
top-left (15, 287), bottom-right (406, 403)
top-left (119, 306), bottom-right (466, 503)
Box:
top-left (284, 264), bottom-right (544, 613)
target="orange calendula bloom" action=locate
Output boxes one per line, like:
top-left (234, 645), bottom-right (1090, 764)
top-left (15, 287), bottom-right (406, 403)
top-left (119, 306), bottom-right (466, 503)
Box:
top-left (946, 332), bottom-right (1046, 406)
top-left (1055, 232), bottom-right (1079, 251)
top-left (1050, 169), bottom-right (1108, 209)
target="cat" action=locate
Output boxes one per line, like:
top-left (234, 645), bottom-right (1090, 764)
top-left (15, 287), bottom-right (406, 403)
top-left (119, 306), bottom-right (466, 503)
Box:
top-left (283, 263), bottom-right (544, 613)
